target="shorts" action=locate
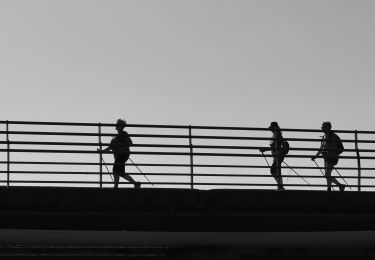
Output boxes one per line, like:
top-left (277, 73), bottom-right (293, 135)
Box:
top-left (113, 153), bottom-right (130, 175)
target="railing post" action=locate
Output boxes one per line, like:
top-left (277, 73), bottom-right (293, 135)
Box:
top-left (188, 125), bottom-right (194, 189)
top-left (6, 121), bottom-right (10, 188)
top-left (98, 123), bottom-right (103, 189)
top-left (355, 130), bottom-right (361, 191)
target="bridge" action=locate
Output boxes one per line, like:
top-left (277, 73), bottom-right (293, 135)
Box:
top-left (0, 121), bottom-right (375, 259)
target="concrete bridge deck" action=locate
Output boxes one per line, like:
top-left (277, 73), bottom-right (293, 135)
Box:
top-left (0, 187), bottom-right (374, 232)
top-left (1, 187), bottom-right (375, 259)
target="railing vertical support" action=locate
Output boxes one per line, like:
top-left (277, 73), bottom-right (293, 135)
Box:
top-left (6, 121), bottom-right (10, 188)
top-left (189, 125), bottom-right (194, 189)
top-left (355, 130), bottom-right (361, 191)
top-left (98, 123), bottom-right (103, 189)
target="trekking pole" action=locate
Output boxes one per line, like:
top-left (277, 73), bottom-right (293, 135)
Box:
top-left (261, 151), bottom-right (271, 167)
top-left (129, 157), bottom-right (154, 186)
top-left (312, 159), bottom-right (335, 191)
top-left (98, 151), bottom-right (114, 182)
top-left (97, 149), bottom-right (114, 182)
top-left (261, 151), bottom-right (292, 185)
top-left (334, 169), bottom-right (351, 190)
top-left (283, 161), bottom-right (310, 185)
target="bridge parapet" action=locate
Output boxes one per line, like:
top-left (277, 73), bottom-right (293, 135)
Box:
top-left (0, 187), bottom-right (374, 232)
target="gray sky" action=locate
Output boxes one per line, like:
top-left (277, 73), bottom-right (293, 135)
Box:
top-left (1, 0), bottom-right (375, 189)
top-left (1, 0), bottom-right (374, 129)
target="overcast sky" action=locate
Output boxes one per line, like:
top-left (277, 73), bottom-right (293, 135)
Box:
top-left (1, 0), bottom-right (374, 131)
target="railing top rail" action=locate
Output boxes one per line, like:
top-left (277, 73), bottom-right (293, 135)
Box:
top-left (1, 120), bottom-right (375, 134)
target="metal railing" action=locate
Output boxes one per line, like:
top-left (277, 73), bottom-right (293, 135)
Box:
top-left (1, 120), bottom-right (375, 191)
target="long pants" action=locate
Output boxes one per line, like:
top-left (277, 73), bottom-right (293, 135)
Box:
top-left (271, 156), bottom-right (284, 190)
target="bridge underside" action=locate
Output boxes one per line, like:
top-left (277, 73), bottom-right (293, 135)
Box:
top-left (1, 187), bottom-right (375, 259)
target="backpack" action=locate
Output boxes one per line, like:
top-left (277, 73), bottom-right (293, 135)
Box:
top-left (282, 139), bottom-right (290, 155)
top-left (335, 134), bottom-right (344, 155)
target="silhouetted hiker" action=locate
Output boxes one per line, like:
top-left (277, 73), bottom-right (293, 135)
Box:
top-left (311, 121), bottom-right (345, 192)
top-left (260, 122), bottom-right (289, 191)
top-left (100, 119), bottom-right (140, 189)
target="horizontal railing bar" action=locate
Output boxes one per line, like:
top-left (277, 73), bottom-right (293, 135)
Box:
top-left (1, 149), bottom-right (373, 159)
top-left (4, 120), bottom-right (375, 134)
top-left (0, 161), bottom-right (101, 166)
top-left (4, 132), bottom-right (295, 142)
top-left (1, 130), bottom-right (369, 143)
top-left (3, 161), bottom-right (375, 171)
top-left (1, 131), bottom-right (192, 138)
top-left (4, 144), bottom-right (369, 154)
top-left (0, 131), bottom-right (114, 137)
top-left (191, 135), bottom-right (359, 143)
top-left (190, 125), bottom-right (375, 135)
top-left (0, 131), bottom-right (343, 142)
top-left (5, 131), bottom-right (375, 144)
top-left (5, 141), bottom-right (375, 153)
top-left (0, 121), bottom-right (190, 129)
top-left (0, 180), bottom-right (368, 188)
top-left (1, 171), bottom-right (368, 179)
top-left (0, 180), bottom-right (327, 187)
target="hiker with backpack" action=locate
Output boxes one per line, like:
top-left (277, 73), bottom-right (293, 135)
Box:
top-left (260, 122), bottom-right (289, 191)
top-left (99, 119), bottom-right (140, 189)
top-left (311, 121), bottom-right (345, 192)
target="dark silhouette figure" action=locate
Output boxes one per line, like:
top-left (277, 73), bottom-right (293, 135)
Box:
top-left (100, 119), bottom-right (140, 189)
top-left (311, 122), bottom-right (345, 192)
top-left (260, 122), bottom-right (288, 191)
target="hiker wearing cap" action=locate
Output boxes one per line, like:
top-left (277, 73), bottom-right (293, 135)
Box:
top-left (260, 122), bottom-right (288, 191)
top-left (100, 119), bottom-right (140, 189)
top-left (311, 122), bottom-right (345, 192)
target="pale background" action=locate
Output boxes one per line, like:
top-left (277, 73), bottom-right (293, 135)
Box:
top-left (0, 0), bottom-right (374, 190)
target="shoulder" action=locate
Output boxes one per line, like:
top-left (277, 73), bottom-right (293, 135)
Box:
top-left (110, 135), bottom-right (117, 145)
top-left (121, 131), bottom-right (131, 138)
top-left (331, 132), bottom-right (340, 140)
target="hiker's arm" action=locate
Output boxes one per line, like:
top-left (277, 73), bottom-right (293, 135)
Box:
top-left (259, 147), bottom-right (271, 153)
top-left (97, 146), bottom-right (111, 153)
top-left (311, 139), bottom-right (324, 160)
top-left (99, 139), bottom-right (113, 153)
top-left (102, 146), bottom-right (111, 152)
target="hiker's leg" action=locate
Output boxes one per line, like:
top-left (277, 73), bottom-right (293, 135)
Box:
top-left (271, 159), bottom-right (283, 190)
top-left (330, 159), bottom-right (343, 187)
top-left (118, 155), bottom-right (138, 187)
top-left (120, 173), bottom-right (136, 183)
top-left (325, 161), bottom-right (334, 191)
top-left (113, 161), bottom-right (122, 188)
top-left (113, 173), bottom-right (120, 188)
top-left (277, 156), bottom-right (284, 189)
top-left (326, 158), bottom-right (343, 188)
top-left (330, 174), bottom-right (342, 186)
